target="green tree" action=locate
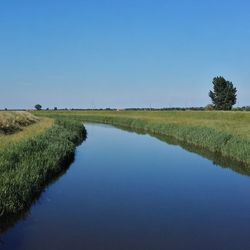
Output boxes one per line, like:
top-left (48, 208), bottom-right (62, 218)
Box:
top-left (209, 76), bottom-right (237, 110)
top-left (35, 104), bottom-right (42, 110)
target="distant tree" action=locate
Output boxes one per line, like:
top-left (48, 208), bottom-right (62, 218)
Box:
top-left (35, 104), bottom-right (42, 110)
top-left (209, 76), bottom-right (237, 110)
top-left (54, 107), bottom-right (58, 110)
top-left (4, 108), bottom-right (7, 111)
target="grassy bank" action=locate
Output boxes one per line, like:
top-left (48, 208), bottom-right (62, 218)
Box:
top-left (0, 111), bottom-right (38, 134)
top-left (0, 111), bottom-right (55, 150)
top-left (0, 118), bottom-right (86, 216)
top-left (35, 110), bottom-right (250, 167)
top-left (0, 117), bottom-right (54, 150)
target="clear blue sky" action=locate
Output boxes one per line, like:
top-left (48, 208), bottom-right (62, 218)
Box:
top-left (1, 0), bottom-right (250, 109)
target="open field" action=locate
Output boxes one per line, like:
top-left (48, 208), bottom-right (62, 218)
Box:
top-left (34, 110), bottom-right (250, 167)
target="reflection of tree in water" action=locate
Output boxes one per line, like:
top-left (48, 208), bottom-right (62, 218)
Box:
top-left (116, 125), bottom-right (250, 178)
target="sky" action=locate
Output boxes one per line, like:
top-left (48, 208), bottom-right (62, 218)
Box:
top-left (0, 0), bottom-right (250, 109)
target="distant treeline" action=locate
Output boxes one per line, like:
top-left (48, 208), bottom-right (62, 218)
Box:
top-left (35, 106), bottom-right (250, 111)
top-left (2, 106), bottom-right (250, 111)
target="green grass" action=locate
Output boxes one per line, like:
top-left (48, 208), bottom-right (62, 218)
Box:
top-left (34, 110), bottom-right (250, 167)
top-left (0, 111), bottom-right (54, 151)
top-left (0, 117), bottom-right (54, 150)
top-left (0, 118), bottom-right (86, 216)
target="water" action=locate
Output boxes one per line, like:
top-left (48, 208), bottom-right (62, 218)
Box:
top-left (1, 124), bottom-right (250, 250)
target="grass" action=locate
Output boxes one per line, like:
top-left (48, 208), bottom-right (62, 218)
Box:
top-left (0, 111), bottom-right (38, 134)
top-left (0, 117), bottom-right (54, 150)
top-left (34, 110), bottom-right (250, 167)
top-left (0, 111), bottom-right (55, 150)
top-left (0, 115), bottom-right (86, 216)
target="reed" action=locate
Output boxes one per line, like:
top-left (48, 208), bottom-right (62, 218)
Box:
top-left (0, 118), bottom-right (86, 216)
top-left (34, 110), bottom-right (250, 167)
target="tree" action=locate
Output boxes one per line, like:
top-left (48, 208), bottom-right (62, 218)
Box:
top-left (205, 104), bottom-right (214, 111)
top-left (209, 76), bottom-right (237, 110)
top-left (35, 104), bottom-right (42, 110)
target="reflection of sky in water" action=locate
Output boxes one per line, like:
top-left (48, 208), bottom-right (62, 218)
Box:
top-left (2, 124), bottom-right (250, 250)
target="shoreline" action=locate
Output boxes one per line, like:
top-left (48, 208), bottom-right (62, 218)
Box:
top-left (0, 119), bottom-right (86, 217)
top-left (34, 111), bottom-right (250, 168)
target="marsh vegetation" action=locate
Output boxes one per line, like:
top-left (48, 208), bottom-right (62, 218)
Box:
top-left (0, 113), bottom-right (86, 216)
top-left (35, 110), bottom-right (250, 167)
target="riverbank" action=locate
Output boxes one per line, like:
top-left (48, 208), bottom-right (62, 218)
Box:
top-left (0, 117), bottom-right (86, 216)
top-left (0, 111), bottom-right (55, 150)
top-left (34, 110), bottom-right (250, 167)
top-left (2, 123), bottom-right (250, 249)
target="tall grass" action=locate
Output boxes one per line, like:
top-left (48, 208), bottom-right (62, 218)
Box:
top-left (0, 119), bottom-right (86, 216)
top-left (34, 110), bottom-right (250, 167)
top-left (0, 117), bottom-right (54, 150)
top-left (0, 111), bottom-right (38, 134)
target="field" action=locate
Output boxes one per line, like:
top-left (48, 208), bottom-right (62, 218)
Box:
top-left (0, 112), bottom-right (86, 216)
top-left (35, 110), bottom-right (250, 167)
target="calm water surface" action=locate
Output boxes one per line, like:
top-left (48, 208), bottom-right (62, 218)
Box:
top-left (1, 124), bottom-right (250, 250)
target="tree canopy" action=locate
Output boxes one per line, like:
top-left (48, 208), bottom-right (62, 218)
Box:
top-left (34, 104), bottom-right (42, 110)
top-left (209, 76), bottom-right (237, 110)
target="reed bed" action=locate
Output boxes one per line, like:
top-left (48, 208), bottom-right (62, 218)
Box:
top-left (0, 118), bottom-right (86, 216)
top-left (34, 110), bottom-right (250, 167)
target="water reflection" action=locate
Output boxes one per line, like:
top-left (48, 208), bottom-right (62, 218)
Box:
top-left (114, 124), bottom-right (250, 177)
top-left (1, 124), bottom-right (250, 250)
top-left (0, 152), bottom-right (76, 234)
top-left (1, 124), bottom-right (249, 235)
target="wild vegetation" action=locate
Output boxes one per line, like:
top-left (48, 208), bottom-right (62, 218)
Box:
top-left (0, 118), bottom-right (54, 151)
top-left (0, 111), bottom-right (38, 134)
top-left (0, 114), bottom-right (86, 216)
top-left (35, 110), bottom-right (250, 167)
